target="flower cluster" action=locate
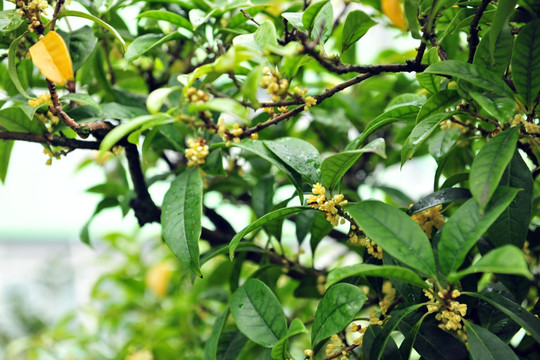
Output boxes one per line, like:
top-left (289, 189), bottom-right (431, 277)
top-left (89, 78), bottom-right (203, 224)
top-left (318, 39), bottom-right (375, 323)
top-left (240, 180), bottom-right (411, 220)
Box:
top-left (349, 229), bottom-right (383, 259)
top-left (440, 119), bottom-right (468, 133)
top-left (185, 137), bottom-right (209, 167)
top-left (29, 93), bottom-right (61, 130)
top-left (369, 281), bottom-right (395, 327)
top-left (325, 334), bottom-right (349, 359)
top-left (511, 113), bottom-right (539, 134)
top-left (28, 93), bottom-right (53, 108)
top-left (304, 96), bottom-right (317, 111)
top-left (260, 67), bottom-right (289, 102)
top-left (424, 288), bottom-right (467, 337)
top-left (215, 118), bottom-right (258, 145)
top-left (307, 183), bottom-right (348, 226)
top-left (185, 87), bottom-right (210, 104)
top-left (411, 204), bottom-right (445, 238)
top-left (16, 0), bottom-right (48, 32)
top-left (42, 147), bottom-right (67, 165)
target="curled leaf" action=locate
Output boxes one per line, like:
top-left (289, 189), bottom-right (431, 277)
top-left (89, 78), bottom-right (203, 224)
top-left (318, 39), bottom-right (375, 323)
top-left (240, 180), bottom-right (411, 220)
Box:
top-left (29, 31), bottom-right (73, 86)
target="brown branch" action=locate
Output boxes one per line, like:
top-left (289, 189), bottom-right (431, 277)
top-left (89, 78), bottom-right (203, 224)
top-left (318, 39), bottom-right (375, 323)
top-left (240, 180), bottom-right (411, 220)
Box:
top-left (47, 81), bottom-right (113, 138)
top-left (0, 131), bottom-right (100, 150)
top-left (240, 73), bottom-right (374, 137)
top-left (468, 0), bottom-right (492, 63)
top-left (298, 32), bottom-right (427, 75)
top-left (243, 105), bottom-right (305, 136)
top-left (124, 144), bottom-right (162, 226)
top-left (49, 0), bottom-right (65, 31)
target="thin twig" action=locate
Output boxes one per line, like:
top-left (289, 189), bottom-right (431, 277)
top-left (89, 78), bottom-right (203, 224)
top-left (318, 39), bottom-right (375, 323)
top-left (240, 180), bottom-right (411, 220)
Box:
top-left (49, 0), bottom-right (65, 31)
top-left (298, 32), bottom-right (427, 75)
top-left (240, 9), bottom-right (260, 26)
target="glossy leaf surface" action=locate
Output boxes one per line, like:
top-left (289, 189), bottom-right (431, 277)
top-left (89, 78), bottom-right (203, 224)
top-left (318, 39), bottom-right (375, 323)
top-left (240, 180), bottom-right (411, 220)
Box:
top-left (230, 279), bottom-right (287, 348)
top-left (469, 127), bottom-right (519, 210)
top-left (344, 201), bottom-right (437, 278)
top-left (161, 168), bottom-right (203, 276)
top-left (438, 187), bottom-right (519, 275)
top-left (311, 283), bottom-right (366, 348)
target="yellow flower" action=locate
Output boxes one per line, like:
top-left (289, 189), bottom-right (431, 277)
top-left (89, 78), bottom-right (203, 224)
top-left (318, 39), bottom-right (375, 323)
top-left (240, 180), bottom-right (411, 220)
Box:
top-left (185, 137), bottom-right (209, 167)
top-left (304, 96), bottom-right (317, 111)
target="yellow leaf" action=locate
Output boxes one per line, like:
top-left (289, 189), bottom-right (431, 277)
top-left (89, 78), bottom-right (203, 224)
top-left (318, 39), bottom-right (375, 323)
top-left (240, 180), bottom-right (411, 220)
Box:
top-left (382, 0), bottom-right (407, 31)
top-left (29, 31), bottom-right (74, 86)
top-left (145, 261), bottom-right (174, 298)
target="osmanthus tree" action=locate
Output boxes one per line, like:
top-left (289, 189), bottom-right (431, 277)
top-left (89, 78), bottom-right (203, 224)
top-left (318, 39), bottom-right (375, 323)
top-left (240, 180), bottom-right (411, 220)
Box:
top-left (1, 0), bottom-right (540, 358)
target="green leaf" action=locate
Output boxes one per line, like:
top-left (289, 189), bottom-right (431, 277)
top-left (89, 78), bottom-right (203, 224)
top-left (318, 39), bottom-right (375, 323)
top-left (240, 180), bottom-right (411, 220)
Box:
top-left (189, 98), bottom-right (249, 121)
top-left (416, 90), bottom-right (460, 123)
top-left (0, 140), bottom-right (14, 184)
top-left (468, 91), bottom-right (516, 124)
top-left (487, 0), bottom-right (517, 64)
top-left (311, 283), bottom-right (366, 348)
top-left (0, 10), bottom-right (24, 32)
top-left (365, 305), bottom-right (425, 360)
top-left (60, 93), bottom-right (101, 111)
top-left (161, 168), bottom-right (203, 277)
top-left (424, 61), bottom-right (514, 99)
top-left (59, 10), bottom-right (126, 52)
top-left (303, 0), bottom-right (333, 43)
top-left (216, 331), bottom-right (248, 360)
top-left (341, 10), bottom-right (376, 54)
top-left (438, 187), bottom-right (520, 275)
top-left (403, 0), bottom-right (421, 39)
top-left (229, 206), bottom-right (310, 259)
top-left (204, 308), bottom-right (229, 360)
top-left (473, 24), bottom-right (513, 77)
top-left (464, 291), bottom-right (540, 343)
top-left (281, 12), bottom-right (306, 31)
top-left (146, 87), bottom-right (181, 114)
top-left (401, 112), bottom-right (455, 165)
top-left (399, 315), bottom-right (426, 360)
top-left (125, 31), bottom-right (184, 63)
top-left (58, 25), bottom-right (98, 71)
top-left (230, 279), bottom-right (287, 348)
top-left (466, 322), bottom-right (519, 360)
top-left (470, 127), bottom-right (519, 210)
top-left (99, 115), bottom-right (173, 156)
top-left (487, 150), bottom-right (533, 248)
top-left (448, 245), bottom-right (532, 283)
top-left (264, 137), bottom-right (321, 184)
top-left (0, 107), bottom-right (45, 134)
top-left (398, 319), bottom-right (468, 360)
top-left (137, 10), bottom-right (193, 30)
top-left (326, 264), bottom-right (429, 290)
top-left (511, 18), bottom-right (540, 109)
top-left (321, 138), bottom-right (386, 190)
top-left (241, 65), bottom-right (262, 107)
top-left (407, 188), bottom-right (471, 215)
top-left (235, 140), bottom-right (303, 201)
top-left (8, 33), bottom-right (32, 99)
top-left (347, 105), bottom-right (419, 149)
top-left (344, 201), bottom-right (437, 278)
top-left (271, 318), bottom-right (307, 360)
top-left (254, 20), bottom-right (278, 50)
